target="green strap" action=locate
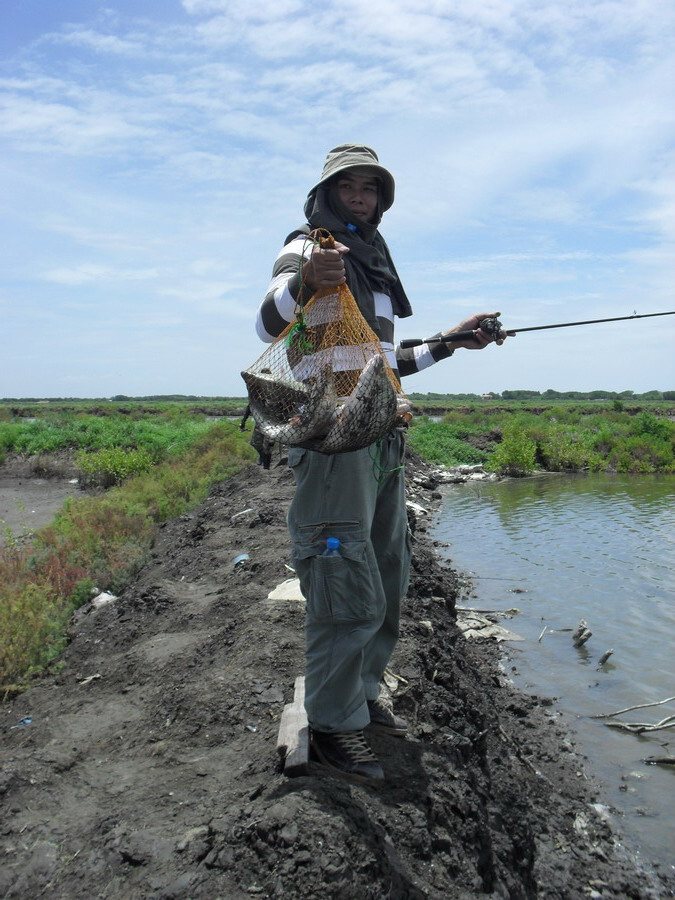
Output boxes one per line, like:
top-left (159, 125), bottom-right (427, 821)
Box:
top-left (285, 318), bottom-right (313, 353)
top-left (369, 438), bottom-right (404, 485)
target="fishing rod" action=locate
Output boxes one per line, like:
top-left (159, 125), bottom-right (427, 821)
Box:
top-left (398, 310), bottom-right (675, 348)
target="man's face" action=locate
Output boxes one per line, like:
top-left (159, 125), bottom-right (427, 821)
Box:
top-left (335, 172), bottom-right (379, 223)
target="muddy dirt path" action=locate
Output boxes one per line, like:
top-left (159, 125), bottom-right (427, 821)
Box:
top-left (1, 452), bottom-right (672, 899)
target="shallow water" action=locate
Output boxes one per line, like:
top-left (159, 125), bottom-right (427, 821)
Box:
top-left (0, 477), bottom-right (79, 543)
top-left (433, 472), bottom-right (675, 875)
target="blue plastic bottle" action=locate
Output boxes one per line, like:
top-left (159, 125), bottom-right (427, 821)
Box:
top-left (322, 537), bottom-right (341, 557)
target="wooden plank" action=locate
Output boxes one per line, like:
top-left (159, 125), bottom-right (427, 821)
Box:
top-left (276, 676), bottom-right (309, 777)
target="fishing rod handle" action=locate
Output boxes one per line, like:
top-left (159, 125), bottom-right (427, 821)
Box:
top-left (399, 330), bottom-right (474, 349)
top-left (399, 318), bottom-right (502, 349)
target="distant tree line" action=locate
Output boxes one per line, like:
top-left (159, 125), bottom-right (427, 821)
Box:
top-left (3, 390), bottom-right (674, 403)
top-left (0, 395), bottom-right (237, 403)
top-left (408, 389), bottom-right (675, 402)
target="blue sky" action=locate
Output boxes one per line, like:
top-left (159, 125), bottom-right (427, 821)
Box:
top-left (1, 0), bottom-right (674, 398)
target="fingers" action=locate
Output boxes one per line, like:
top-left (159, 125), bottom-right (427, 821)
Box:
top-left (483, 330), bottom-right (506, 346)
top-left (476, 312), bottom-right (509, 346)
top-left (305, 247), bottom-right (348, 290)
top-left (464, 312), bottom-right (509, 349)
top-left (473, 330), bottom-right (492, 348)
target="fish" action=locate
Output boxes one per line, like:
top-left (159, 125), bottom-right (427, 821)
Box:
top-left (241, 370), bottom-right (310, 426)
top-left (243, 353), bottom-right (400, 453)
top-left (245, 365), bottom-right (338, 445)
top-left (311, 354), bottom-right (398, 454)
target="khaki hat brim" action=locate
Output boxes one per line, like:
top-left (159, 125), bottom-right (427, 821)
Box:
top-left (308, 144), bottom-right (395, 212)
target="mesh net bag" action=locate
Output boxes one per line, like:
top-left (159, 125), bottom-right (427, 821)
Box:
top-left (242, 229), bottom-right (408, 454)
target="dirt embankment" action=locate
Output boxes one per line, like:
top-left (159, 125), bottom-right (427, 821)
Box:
top-left (0, 452), bottom-right (672, 899)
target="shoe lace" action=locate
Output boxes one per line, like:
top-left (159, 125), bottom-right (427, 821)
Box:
top-left (337, 731), bottom-right (376, 763)
top-left (370, 693), bottom-right (394, 715)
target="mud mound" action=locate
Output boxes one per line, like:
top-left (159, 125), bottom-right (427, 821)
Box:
top-left (0, 453), bottom-right (671, 899)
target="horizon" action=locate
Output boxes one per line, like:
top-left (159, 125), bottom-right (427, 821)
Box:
top-left (3, 387), bottom-right (673, 403)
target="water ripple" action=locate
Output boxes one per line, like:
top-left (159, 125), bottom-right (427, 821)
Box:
top-left (435, 472), bottom-right (675, 870)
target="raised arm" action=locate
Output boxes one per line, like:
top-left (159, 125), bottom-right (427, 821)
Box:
top-left (396, 310), bottom-right (507, 377)
top-left (256, 235), bottom-right (349, 342)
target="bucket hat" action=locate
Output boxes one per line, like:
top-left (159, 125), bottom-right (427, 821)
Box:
top-left (308, 144), bottom-right (395, 211)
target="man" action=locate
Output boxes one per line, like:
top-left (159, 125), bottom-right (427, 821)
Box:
top-left (256, 144), bottom-right (505, 785)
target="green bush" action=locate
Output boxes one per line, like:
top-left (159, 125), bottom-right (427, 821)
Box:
top-left (407, 420), bottom-right (488, 466)
top-left (0, 577), bottom-right (70, 692)
top-left (606, 435), bottom-right (675, 473)
top-left (537, 426), bottom-right (598, 471)
top-left (632, 411), bottom-right (674, 442)
top-left (486, 421), bottom-right (537, 476)
top-left (0, 423), bottom-right (15, 454)
top-left (77, 447), bottom-right (154, 487)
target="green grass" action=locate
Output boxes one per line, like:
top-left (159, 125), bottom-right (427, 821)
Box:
top-left (406, 392), bottom-right (675, 409)
top-left (405, 416), bottom-right (490, 467)
top-left (0, 411), bottom-right (217, 459)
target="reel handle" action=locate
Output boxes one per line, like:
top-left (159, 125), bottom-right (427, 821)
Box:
top-left (399, 318), bottom-right (503, 349)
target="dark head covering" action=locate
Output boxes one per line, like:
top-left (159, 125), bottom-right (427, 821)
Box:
top-left (289, 144), bottom-right (412, 331)
top-left (305, 144), bottom-right (395, 213)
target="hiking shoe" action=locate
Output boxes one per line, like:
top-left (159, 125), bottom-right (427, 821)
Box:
top-left (310, 729), bottom-right (385, 785)
top-left (367, 697), bottom-right (409, 737)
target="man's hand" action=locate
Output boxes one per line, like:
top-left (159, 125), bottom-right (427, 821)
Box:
top-left (302, 243), bottom-right (350, 292)
top-left (443, 311), bottom-right (510, 350)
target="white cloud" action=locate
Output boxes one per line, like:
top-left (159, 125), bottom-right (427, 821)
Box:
top-left (0, 85), bottom-right (154, 155)
top-left (41, 264), bottom-right (160, 285)
top-left (47, 27), bottom-right (145, 56)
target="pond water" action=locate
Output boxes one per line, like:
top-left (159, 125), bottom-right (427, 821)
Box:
top-left (0, 475), bottom-right (79, 543)
top-left (433, 472), bottom-right (675, 876)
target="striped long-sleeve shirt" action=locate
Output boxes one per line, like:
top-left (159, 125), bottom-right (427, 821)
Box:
top-left (256, 234), bottom-right (455, 381)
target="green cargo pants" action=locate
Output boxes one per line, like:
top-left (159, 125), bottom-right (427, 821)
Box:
top-left (287, 429), bottom-right (411, 733)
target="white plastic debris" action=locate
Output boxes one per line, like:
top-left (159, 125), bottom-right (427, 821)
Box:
top-left (406, 501), bottom-right (429, 517)
top-left (230, 508), bottom-right (259, 526)
top-left (91, 591), bottom-right (117, 609)
top-left (267, 578), bottom-right (305, 602)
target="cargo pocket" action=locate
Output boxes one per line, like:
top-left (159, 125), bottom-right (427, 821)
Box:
top-left (287, 446), bottom-right (307, 470)
top-left (292, 524), bottom-right (376, 623)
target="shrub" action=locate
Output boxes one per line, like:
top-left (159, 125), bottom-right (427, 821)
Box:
top-left (537, 426), bottom-right (599, 471)
top-left (632, 411), bottom-right (674, 442)
top-left (77, 446), bottom-right (154, 487)
top-left (486, 421), bottom-right (537, 476)
top-left (606, 435), bottom-right (675, 473)
top-left (0, 573), bottom-right (70, 693)
top-left (31, 495), bottom-right (155, 597)
top-left (407, 421), bottom-right (488, 466)
top-left (590, 425), bottom-right (620, 457)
